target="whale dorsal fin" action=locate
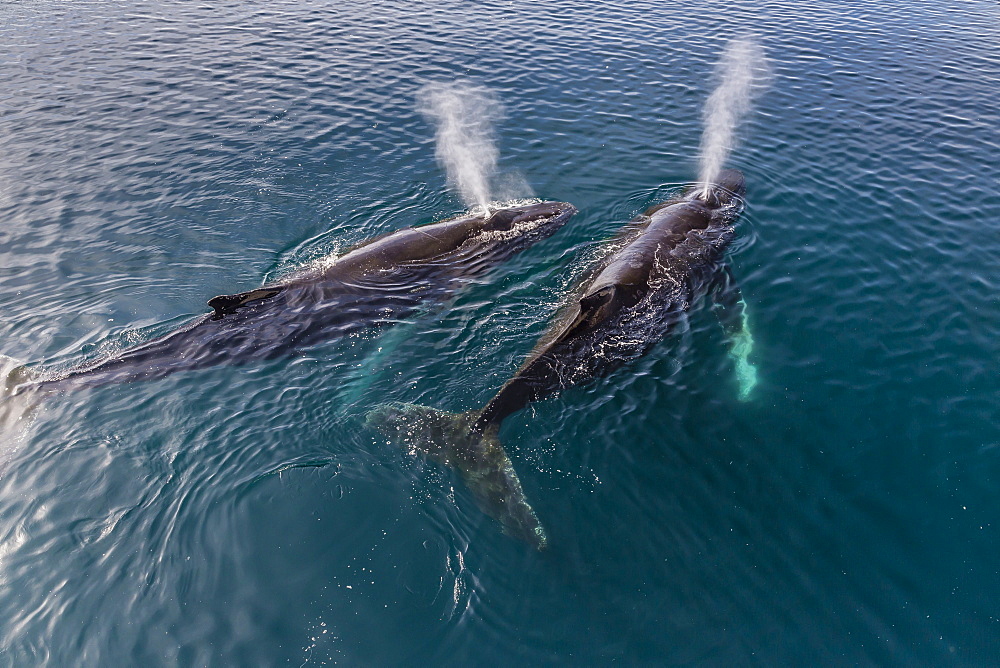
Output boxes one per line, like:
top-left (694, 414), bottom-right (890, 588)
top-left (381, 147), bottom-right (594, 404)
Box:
top-left (547, 285), bottom-right (619, 344)
top-left (579, 284), bottom-right (616, 312)
top-left (556, 282), bottom-right (645, 344)
top-left (208, 288), bottom-right (282, 318)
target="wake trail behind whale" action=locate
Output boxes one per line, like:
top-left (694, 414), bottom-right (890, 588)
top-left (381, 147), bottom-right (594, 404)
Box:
top-left (418, 82), bottom-right (502, 213)
top-left (697, 37), bottom-right (770, 196)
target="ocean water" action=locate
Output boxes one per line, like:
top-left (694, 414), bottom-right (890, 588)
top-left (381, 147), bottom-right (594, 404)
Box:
top-left (1, 0), bottom-right (998, 664)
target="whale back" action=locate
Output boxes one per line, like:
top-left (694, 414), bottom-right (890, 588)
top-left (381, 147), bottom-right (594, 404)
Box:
top-left (712, 168), bottom-right (746, 199)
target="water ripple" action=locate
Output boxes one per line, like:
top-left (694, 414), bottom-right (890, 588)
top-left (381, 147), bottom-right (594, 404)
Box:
top-left (0, 0), bottom-right (998, 664)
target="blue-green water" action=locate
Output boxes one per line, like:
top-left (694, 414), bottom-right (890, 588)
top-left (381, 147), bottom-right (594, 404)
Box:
top-left (2, 0), bottom-right (998, 664)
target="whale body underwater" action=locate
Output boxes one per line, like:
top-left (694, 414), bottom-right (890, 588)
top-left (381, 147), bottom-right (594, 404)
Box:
top-left (367, 169), bottom-right (756, 549)
top-left (2, 201), bottom-right (576, 397)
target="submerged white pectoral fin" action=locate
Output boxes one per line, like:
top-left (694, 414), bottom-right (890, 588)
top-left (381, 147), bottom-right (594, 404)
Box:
top-left (726, 298), bottom-right (758, 401)
top-left (710, 266), bottom-right (758, 402)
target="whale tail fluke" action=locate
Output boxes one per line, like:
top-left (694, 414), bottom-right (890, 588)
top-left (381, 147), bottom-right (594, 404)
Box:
top-left (366, 401), bottom-right (548, 549)
top-left (0, 355), bottom-right (43, 448)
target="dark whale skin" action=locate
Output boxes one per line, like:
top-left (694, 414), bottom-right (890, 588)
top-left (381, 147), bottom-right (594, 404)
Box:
top-left (476, 170), bottom-right (746, 431)
top-left (17, 201), bottom-right (577, 394)
top-left (368, 170), bottom-right (748, 549)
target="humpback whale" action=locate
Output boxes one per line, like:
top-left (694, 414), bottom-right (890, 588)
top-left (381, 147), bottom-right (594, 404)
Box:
top-left (367, 169), bottom-right (757, 549)
top-left (4, 202), bottom-right (577, 396)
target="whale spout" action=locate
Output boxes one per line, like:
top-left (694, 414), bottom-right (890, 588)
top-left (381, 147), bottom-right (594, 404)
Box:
top-left (366, 401), bottom-right (547, 549)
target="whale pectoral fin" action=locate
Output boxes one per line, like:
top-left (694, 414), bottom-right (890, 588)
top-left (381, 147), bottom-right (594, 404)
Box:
top-left (711, 265), bottom-right (745, 335)
top-left (208, 288), bottom-right (282, 318)
top-left (711, 266), bottom-right (758, 401)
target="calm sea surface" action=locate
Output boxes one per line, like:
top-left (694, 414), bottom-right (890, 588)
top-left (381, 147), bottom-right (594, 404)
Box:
top-left (1, 1), bottom-right (998, 664)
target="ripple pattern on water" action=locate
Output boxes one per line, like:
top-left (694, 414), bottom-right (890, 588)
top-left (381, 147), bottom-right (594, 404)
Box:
top-left (1, 0), bottom-right (998, 664)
